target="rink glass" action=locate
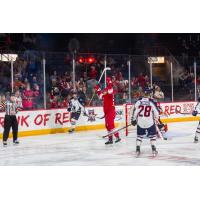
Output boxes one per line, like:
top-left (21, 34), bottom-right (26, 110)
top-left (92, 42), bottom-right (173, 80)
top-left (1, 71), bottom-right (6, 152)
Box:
top-left (0, 51), bottom-right (198, 110)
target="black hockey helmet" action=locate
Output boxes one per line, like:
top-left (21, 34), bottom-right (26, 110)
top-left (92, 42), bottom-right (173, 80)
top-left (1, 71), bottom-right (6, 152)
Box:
top-left (143, 87), bottom-right (152, 94)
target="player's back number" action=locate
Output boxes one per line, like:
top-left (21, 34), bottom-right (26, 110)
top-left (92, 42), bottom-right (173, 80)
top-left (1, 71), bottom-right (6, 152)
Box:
top-left (138, 105), bottom-right (151, 117)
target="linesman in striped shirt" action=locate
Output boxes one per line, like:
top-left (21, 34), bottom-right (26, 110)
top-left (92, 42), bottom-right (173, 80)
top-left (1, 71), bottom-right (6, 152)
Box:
top-left (0, 93), bottom-right (23, 146)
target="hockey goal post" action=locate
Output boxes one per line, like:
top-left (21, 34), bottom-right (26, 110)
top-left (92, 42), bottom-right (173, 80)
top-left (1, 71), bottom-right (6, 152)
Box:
top-left (125, 103), bottom-right (136, 136)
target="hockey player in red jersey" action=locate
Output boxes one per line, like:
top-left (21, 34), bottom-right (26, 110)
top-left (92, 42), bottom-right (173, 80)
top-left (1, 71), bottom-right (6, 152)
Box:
top-left (94, 77), bottom-right (121, 145)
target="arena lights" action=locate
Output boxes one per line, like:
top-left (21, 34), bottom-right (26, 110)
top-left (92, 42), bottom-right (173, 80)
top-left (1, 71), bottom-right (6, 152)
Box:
top-left (78, 57), bottom-right (95, 64)
top-left (78, 57), bottom-right (84, 63)
top-left (87, 57), bottom-right (95, 63)
top-left (0, 54), bottom-right (18, 62)
top-left (148, 56), bottom-right (165, 64)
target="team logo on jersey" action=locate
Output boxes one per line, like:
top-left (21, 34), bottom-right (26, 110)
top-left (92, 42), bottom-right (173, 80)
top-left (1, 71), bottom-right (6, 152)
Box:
top-left (115, 109), bottom-right (123, 121)
top-left (87, 109), bottom-right (96, 122)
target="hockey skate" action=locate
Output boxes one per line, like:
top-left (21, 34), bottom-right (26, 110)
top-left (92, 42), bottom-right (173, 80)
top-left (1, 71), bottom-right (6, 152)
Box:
top-left (135, 146), bottom-right (141, 157)
top-left (115, 137), bottom-right (121, 143)
top-left (13, 140), bottom-right (20, 145)
top-left (194, 136), bottom-right (199, 143)
top-left (68, 128), bottom-right (75, 133)
top-left (105, 139), bottom-right (113, 145)
top-left (151, 145), bottom-right (158, 157)
top-left (3, 141), bottom-right (7, 146)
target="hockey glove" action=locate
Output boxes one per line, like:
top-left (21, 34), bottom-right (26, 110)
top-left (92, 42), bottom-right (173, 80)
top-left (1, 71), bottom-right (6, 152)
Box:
top-left (192, 110), bottom-right (198, 116)
top-left (83, 111), bottom-right (87, 116)
top-left (131, 120), bottom-right (137, 126)
top-left (94, 84), bottom-right (101, 92)
top-left (158, 123), bottom-right (165, 130)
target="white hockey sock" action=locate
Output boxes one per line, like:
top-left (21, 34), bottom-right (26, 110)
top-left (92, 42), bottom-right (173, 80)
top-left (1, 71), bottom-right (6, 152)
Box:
top-left (136, 137), bottom-right (142, 146)
top-left (150, 138), bottom-right (156, 147)
top-left (195, 124), bottom-right (200, 137)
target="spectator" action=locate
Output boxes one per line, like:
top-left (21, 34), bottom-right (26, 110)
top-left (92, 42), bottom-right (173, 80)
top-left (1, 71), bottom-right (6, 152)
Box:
top-left (83, 72), bottom-right (88, 82)
top-left (49, 95), bottom-right (60, 109)
top-left (0, 94), bottom-right (6, 106)
top-left (137, 73), bottom-right (146, 88)
top-left (13, 77), bottom-right (25, 91)
top-left (23, 78), bottom-right (30, 89)
top-left (65, 72), bottom-right (71, 82)
top-left (131, 76), bottom-right (138, 88)
top-left (30, 75), bottom-right (38, 87)
top-left (116, 72), bottom-right (123, 81)
top-left (50, 70), bottom-right (58, 82)
top-left (60, 97), bottom-right (68, 108)
top-left (122, 93), bottom-right (129, 103)
top-left (133, 86), bottom-right (143, 101)
top-left (22, 83), bottom-right (35, 110)
top-left (60, 77), bottom-right (71, 98)
top-left (144, 75), bottom-right (150, 85)
top-left (89, 66), bottom-right (97, 80)
top-left (112, 75), bottom-right (118, 93)
top-left (15, 90), bottom-right (23, 107)
top-left (76, 77), bottom-right (86, 89)
top-left (32, 83), bottom-right (40, 108)
top-left (28, 60), bottom-right (37, 75)
top-left (51, 78), bottom-right (60, 96)
top-left (154, 86), bottom-right (164, 102)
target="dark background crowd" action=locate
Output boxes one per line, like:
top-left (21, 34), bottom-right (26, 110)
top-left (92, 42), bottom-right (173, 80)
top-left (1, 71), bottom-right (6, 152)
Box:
top-left (0, 52), bottom-right (165, 110)
top-left (1, 33), bottom-right (200, 110)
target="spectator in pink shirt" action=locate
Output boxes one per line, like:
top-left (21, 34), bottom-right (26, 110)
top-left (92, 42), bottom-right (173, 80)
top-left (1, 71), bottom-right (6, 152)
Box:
top-left (131, 76), bottom-right (138, 87)
top-left (22, 83), bottom-right (35, 110)
top-left (137, 73), bottom-right (146, 88)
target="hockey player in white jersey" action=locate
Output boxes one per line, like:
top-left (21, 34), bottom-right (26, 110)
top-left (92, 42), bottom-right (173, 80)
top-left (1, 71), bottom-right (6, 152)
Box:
top-left (131, 89), bottom-right (160, 157)
top-left (192, 97), bottom-right (200, 142)
top-left (67, 91), bottom-right (85, 133)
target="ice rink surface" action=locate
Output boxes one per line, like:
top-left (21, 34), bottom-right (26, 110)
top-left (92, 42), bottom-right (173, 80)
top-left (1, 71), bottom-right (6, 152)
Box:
top-left (0, 121), bottom-right (200, 166)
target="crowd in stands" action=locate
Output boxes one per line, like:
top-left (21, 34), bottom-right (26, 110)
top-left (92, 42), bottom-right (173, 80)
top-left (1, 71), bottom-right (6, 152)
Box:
top-left (178, 69), bottom-right (195, 94)
top-left (177, 68), bottom-right (200, 98)
top-left (0, 53), bottom-right (165, 110)
top-left (47, 69), bottom-right (164, 108)
top-left (130, 73), bottom-right (164, 102)
top-left (0, 56), bottom-right (42, 110)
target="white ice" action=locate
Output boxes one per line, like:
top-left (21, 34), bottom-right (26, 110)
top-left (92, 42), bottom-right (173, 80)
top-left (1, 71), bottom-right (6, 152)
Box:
top-left (0, 121), bottom-right (200, 166)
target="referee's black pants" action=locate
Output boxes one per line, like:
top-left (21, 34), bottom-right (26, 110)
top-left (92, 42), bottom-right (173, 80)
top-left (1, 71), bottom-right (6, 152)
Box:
top-left (3, 115), bottom-right (18, 142)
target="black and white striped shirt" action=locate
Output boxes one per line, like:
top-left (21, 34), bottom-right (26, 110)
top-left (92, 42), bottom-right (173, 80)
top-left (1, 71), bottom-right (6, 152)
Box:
top-left (0, 100), bottom-right (23, 115)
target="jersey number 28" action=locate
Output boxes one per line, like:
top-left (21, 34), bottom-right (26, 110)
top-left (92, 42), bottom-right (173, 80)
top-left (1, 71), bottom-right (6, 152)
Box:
top-left (138, 105), bottom-right (151, 117)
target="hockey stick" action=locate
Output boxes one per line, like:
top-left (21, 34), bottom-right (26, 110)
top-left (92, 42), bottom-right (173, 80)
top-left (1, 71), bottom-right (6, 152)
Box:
top-left (155, 124), bottom-right (164, 140)
top-left (175, 111), bottom-right (200, 115)
top-left (97, 67), bottom-right (111, 85)
top-left (102, 124), bottom-right (132, 138)
top-left (88, 67), bottom-right (111, 106)
top-left (102, 122), bottom-right (166, 139)
top-left (174, 107), bottom-right (197, 115)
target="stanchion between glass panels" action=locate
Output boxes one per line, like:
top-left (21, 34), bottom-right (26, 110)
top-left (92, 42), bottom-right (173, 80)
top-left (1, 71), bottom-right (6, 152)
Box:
top-left (72, 53), bottom-right (76, 91)
top-left (104, 55), bottom-right (107, 87)
top-left (43, 58), bottom-right (47, 109)
top-left (194, 60), bottom-right (197, 101)
top-left (128, 58), bottom-right (131, 103)
top-left (170, 61), bottom-right (174, 102)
